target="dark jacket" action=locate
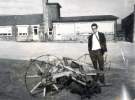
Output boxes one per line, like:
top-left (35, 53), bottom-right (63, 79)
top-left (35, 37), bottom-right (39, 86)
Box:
top-left (88, 32), bottom-right (107, 54)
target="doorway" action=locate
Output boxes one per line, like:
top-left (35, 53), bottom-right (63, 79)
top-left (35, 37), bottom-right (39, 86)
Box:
top-left (33, 26), bottom-right (39, 41)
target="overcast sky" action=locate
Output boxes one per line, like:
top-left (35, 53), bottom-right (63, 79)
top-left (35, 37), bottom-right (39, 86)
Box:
top-left (0, 0), bottom-right (134, 22)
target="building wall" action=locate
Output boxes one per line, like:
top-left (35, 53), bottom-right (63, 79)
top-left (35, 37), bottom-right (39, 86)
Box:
top-left (42, 4), bottom-right (60, 31)
top-left (0, 24), bottom-right (40, 41)
top-left (16, 25), bottom-right (42, 41)
top-left (0, 26), bottom-right (16, 41)
top-left (122, 13), bottom-right (134, 42)
top-left (48, 4), bottom-right (60, 29)
top-left (42, 3), bottom-right (61, 41)
top-left (133, 5), bottom-right (135, 42)
top-left (0, 24), bottom-right (50, 41)
top-left (16, 25), bottom-right (29, 41)
top-left (53, 21), bottom-right (115, 41)
top-left (12, 25), bottom-right (18, 40)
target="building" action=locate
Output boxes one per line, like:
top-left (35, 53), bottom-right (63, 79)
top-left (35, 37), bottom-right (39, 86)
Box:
top-left (53, 15), bottom-right (118, 41)
top-left (0, 2), bottom-right (118, 42)
top-left (122, 5), bottom-right (135, 42)
top-left (0, 3), bottom-right (61, 41)
top-left (0, 14), bottom-right (43, 41)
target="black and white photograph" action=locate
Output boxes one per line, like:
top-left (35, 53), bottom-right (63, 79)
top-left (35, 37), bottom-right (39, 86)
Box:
top-left (0, 0), bottom-right (135, 100)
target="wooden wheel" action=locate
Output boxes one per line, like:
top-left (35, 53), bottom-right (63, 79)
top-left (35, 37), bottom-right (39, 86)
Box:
top-left (24, 54), bottom-right (64, 97)
top-left (76, 53), bottom-right (111, 71)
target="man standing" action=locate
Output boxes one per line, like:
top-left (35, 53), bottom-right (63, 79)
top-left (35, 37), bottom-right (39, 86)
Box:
top-left (88, 23), bottom-right (107, 84)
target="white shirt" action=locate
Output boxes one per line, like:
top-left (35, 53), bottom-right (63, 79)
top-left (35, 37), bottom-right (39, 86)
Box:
top-left (92, 32), bottom-right (101, 50)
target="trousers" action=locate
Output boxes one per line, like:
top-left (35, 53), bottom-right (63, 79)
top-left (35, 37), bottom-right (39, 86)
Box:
top-left (89, 49), bottom-right (105, 83)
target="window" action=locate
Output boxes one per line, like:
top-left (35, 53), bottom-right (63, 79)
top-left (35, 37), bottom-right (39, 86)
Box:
top-left (49, 28), bottom-right (52, 31)
top-left (0, 33), bottom-right (12, 36)
top-left (0, 26), bottom-right (12, 36)
top-left (34, 26), bottom-right (37, 28)
top-left (17, 25), bottom-right (28, 36)
top-left (49, 32), bottom-right (52, 35)
top-left (19, 33), bottom-right (27, 36)
top-left (49, 28), bottom-right (52, 35)
top-left (8, 33), bottom-right (11, 36)
top-left (3, 33), bottom-right (7, 36)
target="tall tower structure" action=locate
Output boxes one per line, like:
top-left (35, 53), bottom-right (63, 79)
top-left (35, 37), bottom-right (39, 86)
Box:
top-left (42, 0), bottom-right (61, 41)
top-left (42, 0), bottom-right (49, 41)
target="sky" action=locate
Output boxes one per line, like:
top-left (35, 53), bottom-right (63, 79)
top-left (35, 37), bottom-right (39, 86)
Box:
top-left (50, 0), bottom-right (135, 18)
top-left (0, 0), bottom-right (134, 23)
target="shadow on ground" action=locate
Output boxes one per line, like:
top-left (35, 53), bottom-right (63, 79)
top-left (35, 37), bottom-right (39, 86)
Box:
top-left (0, 58), bottom-right (127, 100)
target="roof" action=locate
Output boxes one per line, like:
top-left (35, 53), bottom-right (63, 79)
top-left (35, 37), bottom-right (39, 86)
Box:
top-left (0, 14), bottom-right (118, 26)
top-left (0, 14), bottom-right (43, 26)
top-left (47, 3), bottom-right (61, 8)
top-left (122, 12), bottom-right (134, 20)
top-left (53, 15), bottom-right (118, 22)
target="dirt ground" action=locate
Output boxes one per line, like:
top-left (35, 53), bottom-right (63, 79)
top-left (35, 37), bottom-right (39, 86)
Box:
top-left (0, 41), bottom-right (134, 100)
top-left (0, 58), bottom-right (127, 100)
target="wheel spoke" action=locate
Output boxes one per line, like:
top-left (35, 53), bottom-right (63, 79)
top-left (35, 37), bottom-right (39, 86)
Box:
top-left (53, 84), bottom-right (59, 91)
top-left (26, 75), bottom-right (40, 78)
top-left (49, 67), bottom-right (57, 73)
top-left (43, 87), bottom-right (46, 97)
top-left (30, 82), bottom-right (42, 94)
top-left (35, 63), bottom-right (44, 73)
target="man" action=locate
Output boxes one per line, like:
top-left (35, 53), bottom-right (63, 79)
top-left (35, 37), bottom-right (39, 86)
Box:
top-left (88, 23), bottom-right (107, 84)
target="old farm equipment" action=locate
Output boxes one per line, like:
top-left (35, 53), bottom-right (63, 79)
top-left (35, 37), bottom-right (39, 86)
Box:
top-left (24, 54), bottom-right (111, 97)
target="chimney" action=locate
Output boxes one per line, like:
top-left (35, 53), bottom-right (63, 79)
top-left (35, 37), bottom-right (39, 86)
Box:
top-left (42, 0), bottom-right (49, 41)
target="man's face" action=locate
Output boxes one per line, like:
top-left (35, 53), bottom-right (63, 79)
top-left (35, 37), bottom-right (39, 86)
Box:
top-left (91, 26), bottom-right (98, 33)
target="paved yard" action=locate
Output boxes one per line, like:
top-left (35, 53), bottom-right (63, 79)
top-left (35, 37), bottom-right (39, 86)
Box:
top-left (0, 41), bottom-right (134, 100)
top-left (0, 41), bottom-right (129, 61)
